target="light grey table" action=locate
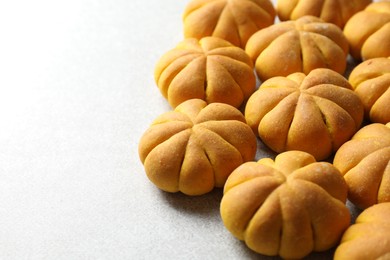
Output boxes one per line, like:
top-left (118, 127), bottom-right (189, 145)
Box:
top-left (0, 0), bottom-right (364, 259)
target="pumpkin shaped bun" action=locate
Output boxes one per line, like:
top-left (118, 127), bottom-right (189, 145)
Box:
top-left (349, 57), bottom-right (390, 124)
top-left (220, 151), bottom-right (350, 259)
top-left (245, 15), bottom-right (349, 81)
top-left (138, 99), bottom-right (257, 196)
top-left (154, 37), bottom-right (256, 108)
top-left (334, 203), bottom-right (390, 260)
top-left (276, 0), bottom-right (371, 29)
top-left (344, 1), bottom-right (390, 61)
top-left (245, 68), bottom-right (364, 161)
top-left (333, 123), bottom-right (390, 210)
top-left (182, 0), bottom-right (276, 48)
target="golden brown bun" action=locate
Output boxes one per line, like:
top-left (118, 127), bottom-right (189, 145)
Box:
top-left (154, 37), bottom-right (256, 108)
top-left (349, 57), bottom-right (390, 124)
top-left (334, 202), bottom-right (390, 260)
top-left (344, 2), bottom-right (390, 60)
top-left (183, 0), bottom-right (275, 48)
top-left (245, 16), bottom-right (349, 81)
top-left (277, 0), bottom-right (372, 29)
top-left (333, 123), bottom-right (390, 209)
top-left (220, 151), bottom-right (350, 259)
top-left (138, 99), bottom-right (257, 196)
top-left (245, 68), bottom-right (364, 160)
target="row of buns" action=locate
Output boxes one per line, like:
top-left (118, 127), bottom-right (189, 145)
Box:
top-left (139, 0), bottom-right (390, 258)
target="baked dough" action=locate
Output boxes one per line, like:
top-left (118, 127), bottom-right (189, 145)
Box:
top-left (245, 68), bottom-right (363, 160)
top-left (343, 1), bottom-right (390, 60)
top-left (138, 99), bottom-right (257, 196)
top-left (334, 202), bottom-right (390, 260)
top-left (220, 151), bottom-right (350, 259)
top-left (333, 123), bottom-right (390, 209)
top-left (154, 37), bottom-right (256, 108)
top-left (245, 15), bottom-right (349, 81)
top-left (276, 0), bottom-right (371, 28)
top-left (183, 0), bottom-right (275, 48)
top-left (349, 57), bottom-right (390, 124)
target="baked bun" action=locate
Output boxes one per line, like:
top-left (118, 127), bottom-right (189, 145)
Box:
top-left (154, 37), bottom-right (256, 108)
top-left (138, 99), bottom-right (257, 196)
top-left (245, 68), bottom-right (364, 160)
top-left (183, 0), bottom-right (275, 48)
top-left (349, 57), bottom-right (390, 124)
top-left (333, 123), bottom-right (390, 209)
top-left (334, 202), bottom-right (390, 260)
top-left (245, 16), bottom-right (349, 81)
top-left (276, 0), bottom-right (371, 29)
top-left (220, 151), bottom-right (350, 259)
top-left (344, 1), bottom-right (390, 60)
